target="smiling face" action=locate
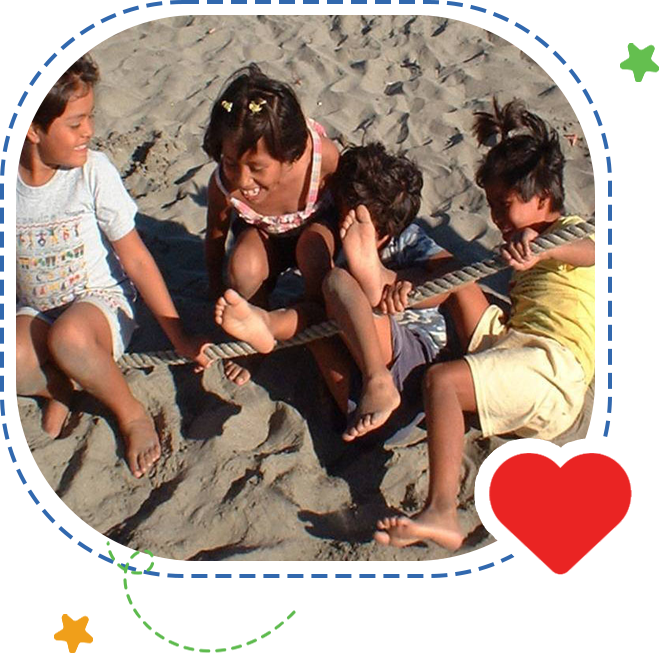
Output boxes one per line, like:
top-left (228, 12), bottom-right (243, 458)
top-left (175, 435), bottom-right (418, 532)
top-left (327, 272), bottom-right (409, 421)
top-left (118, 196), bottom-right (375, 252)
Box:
top-left (484, 182), bottom-right (555, 239)
top-left (31, 87), bottom-right (95, 171)
top-left (221, 136), bottom-right (288, 205)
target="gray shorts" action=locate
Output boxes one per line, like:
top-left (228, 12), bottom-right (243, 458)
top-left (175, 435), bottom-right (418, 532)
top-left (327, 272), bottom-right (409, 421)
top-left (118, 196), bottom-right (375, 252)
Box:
top-left (17, 290), bottom-right (136, 359)
top-left (347, 316), bottom-right (437, 442)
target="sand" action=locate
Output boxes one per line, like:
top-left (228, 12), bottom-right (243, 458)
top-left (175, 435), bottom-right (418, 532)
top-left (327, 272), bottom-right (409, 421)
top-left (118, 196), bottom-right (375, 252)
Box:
top-left (17, 14), bottom-right (594, 561)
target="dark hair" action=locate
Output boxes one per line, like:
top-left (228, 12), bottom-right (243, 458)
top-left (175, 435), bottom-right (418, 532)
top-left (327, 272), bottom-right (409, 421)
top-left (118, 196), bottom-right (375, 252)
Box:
top-left (332, 143), bottom-right (423, 238)
top-left (203, 64), bottom-right (308, 164)
top-left (473, 99), bottom-right (565, 213)
top-left (32, 55), bottom-right (99, 132)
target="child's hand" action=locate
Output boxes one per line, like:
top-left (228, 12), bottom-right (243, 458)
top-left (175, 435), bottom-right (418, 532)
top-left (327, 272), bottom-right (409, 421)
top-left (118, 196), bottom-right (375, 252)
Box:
top-left (176, 335), bottom-right (214, 373)
top-left (501, 228), bottom-right (545, 271)
top-left (378, 280), bottom-right (413, 314)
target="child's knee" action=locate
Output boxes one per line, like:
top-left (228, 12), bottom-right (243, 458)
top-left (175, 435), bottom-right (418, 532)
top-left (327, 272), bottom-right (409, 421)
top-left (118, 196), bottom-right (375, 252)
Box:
top-left (228, 246), bottom-right (269, 288)
top-left (47, 320), bottom-right (93, 362)
top-left (424, 363), bottom-right (453, 395)
top-left (15, 340), bottom-right (40, 391)
top-left (296, 225), bottom-right (334, 265)
top-left (15, 335), bottom-right (33, 370)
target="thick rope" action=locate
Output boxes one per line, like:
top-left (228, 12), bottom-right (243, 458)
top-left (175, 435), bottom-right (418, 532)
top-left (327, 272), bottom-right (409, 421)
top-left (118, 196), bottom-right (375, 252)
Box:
top-left (117, 217), bottom-right (595, 369)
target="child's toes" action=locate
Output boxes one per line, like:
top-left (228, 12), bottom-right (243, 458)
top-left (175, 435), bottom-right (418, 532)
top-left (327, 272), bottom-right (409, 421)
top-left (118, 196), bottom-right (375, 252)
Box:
top-left (137, 453), bottom-right (150, 477)
top-left (128, 454), bottom-right (143, 479)
top-left (373, 530), bottom-right (391, 545)
top-left (215, 303), bottom-right (226, 324)
top-left (224, 288), bottom-right (244, 306)
top-left (343, 425), bottom-right (359, 441)
top-left (148, 445), bottom-right (160, 467)
top-left (339, 211), bottom-right (355, 235)
top-left (223, 360), bottom-right (251, 385)
top-left (354, 414), bottom-right (372, 435)
top-left (355, 204), bottom-right (371, 223)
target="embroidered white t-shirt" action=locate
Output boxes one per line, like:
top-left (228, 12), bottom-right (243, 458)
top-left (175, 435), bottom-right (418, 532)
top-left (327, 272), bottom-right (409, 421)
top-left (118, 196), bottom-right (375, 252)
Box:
top-left (17, 150), bottom-right (137, 313)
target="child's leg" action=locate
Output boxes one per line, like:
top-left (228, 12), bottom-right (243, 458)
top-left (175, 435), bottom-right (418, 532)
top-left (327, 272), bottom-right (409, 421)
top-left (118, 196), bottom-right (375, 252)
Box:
top-left (216, 268), bottom-right (400, 439)
top-left (46, 303), bottom-right (159, 479)
top-left (225, 226), bottom-right (274, 384)
top-left (375, 359), bottom-right (476, 550)
top-left (227, 226), bottom-right (272, 302)
top-left (215, 290), bottom-right (322, 352)
top-left (295, 222), bottom-right (336, 300)
top-left (306, 336), bottom-right (354, 413)
top-left (340, 206), bottom-right (397, 306)
top-left (16, 315), bottom-right (75, 438)
top-left (323, 267), bottom-right (400, 440)
top-left (215, 285), bottom-right (358, 415)
top-left (443, 284), bottom-right (491, 352)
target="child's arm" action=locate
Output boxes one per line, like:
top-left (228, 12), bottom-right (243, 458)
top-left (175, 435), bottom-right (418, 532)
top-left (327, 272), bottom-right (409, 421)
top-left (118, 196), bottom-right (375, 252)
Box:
top-left (502, 226), bottom-right (595, 271)
top-left (378, 251), bottom-right (457, 314)
top-left (319, 135), bottom-right (340, 182)
top-left (205, 172), bottom-right (233, 301)
top-left (112, 229), bottom-right (211, 368)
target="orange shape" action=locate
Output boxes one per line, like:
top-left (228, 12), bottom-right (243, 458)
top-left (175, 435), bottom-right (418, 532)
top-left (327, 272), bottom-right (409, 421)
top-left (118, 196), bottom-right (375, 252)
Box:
top-left (54, 614), bottom-right (94, 653)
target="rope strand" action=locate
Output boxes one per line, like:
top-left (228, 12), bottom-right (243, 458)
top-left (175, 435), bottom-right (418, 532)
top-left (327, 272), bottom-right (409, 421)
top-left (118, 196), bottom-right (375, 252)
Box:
top-left (117, 217), bottom-right (595, 369)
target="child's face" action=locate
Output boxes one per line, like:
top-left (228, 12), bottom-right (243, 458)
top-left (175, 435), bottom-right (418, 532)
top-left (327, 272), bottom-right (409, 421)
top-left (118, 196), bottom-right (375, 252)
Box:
top-left (33, 88), bottom-right (95, 169)
top-left (484, 183), bottom-right (550, 239)
top-left (221, 137), bottom-right (287, 205)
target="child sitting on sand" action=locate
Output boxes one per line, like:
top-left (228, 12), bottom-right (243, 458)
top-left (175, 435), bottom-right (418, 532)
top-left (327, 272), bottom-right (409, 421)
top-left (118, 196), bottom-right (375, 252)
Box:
top-left (16, 55), bottom-right (210, 479)
top-left (203, 64), bottom-right (339, 385)
top-left (375, 100), bottom-right (595, 550)
top-left (216, 143), bottom-right (452, 442)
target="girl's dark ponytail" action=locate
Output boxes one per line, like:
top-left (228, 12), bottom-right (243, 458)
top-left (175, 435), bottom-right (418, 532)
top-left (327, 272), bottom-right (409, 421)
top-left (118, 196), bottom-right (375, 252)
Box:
top-left (474, 98), bottom-right (565, 213)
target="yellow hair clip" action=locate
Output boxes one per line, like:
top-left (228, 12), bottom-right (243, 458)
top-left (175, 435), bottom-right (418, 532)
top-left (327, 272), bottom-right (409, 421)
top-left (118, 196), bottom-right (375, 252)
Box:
top-left (248, 99), bottom-right (267, 114)
top-left (221, 100), bottom-right (233, 113)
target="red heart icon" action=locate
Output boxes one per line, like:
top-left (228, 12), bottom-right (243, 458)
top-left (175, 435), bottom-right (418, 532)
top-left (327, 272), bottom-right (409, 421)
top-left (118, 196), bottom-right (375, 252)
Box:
top-left (489, 453), bottom-right (631, 574)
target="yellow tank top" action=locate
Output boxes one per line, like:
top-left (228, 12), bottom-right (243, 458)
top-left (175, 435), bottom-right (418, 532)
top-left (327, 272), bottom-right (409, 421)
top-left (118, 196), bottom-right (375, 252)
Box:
top-left (508, 215), bottom-right (595, 382)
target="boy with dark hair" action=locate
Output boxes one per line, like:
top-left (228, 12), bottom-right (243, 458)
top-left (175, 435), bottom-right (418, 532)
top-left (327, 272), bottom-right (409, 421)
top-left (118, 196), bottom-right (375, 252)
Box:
top-left (331, 142), bottom-right (423, 238)
top-left (375, 100), bottom-right (595, 550)
top-left (31, 56), bottom-right (101, 132)
top-left (215, 143), bottom-right (451, 441)
top-left (17, 55), bottom-right (210, 478)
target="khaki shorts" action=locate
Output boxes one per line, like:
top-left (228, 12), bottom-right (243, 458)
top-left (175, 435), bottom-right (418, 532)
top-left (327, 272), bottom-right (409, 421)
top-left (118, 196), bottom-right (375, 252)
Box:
top-left (465, 305), bottom-right (588, 440)
top-left (17, 290), bottom-right (136, 360)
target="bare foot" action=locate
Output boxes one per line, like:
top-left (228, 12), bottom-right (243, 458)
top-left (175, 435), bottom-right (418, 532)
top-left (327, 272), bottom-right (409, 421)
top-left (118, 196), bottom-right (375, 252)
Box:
top-left (121, 416), bottom-right (161, 479)
top-left (343, 371), bottom-right (400, 441)
top-left (374, 507), bottom-right (464, 550)
top-left (340, 205), bottom-right (391, 306)
top-left (42, 398), bottom-right (71, 439)
top-left (223, 360), bottom-right (251, 386)
top-left (215, 289), bottom-right (275, 354)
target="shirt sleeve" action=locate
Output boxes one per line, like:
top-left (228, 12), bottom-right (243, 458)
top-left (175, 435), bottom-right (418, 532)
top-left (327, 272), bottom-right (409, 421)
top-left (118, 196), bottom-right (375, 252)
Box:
top-left (551, 215), bottom-right (595, 242)
top-left (393, 222), bottom-right (443, 268)
top-left (85, 151), bottom-right (137, 242)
